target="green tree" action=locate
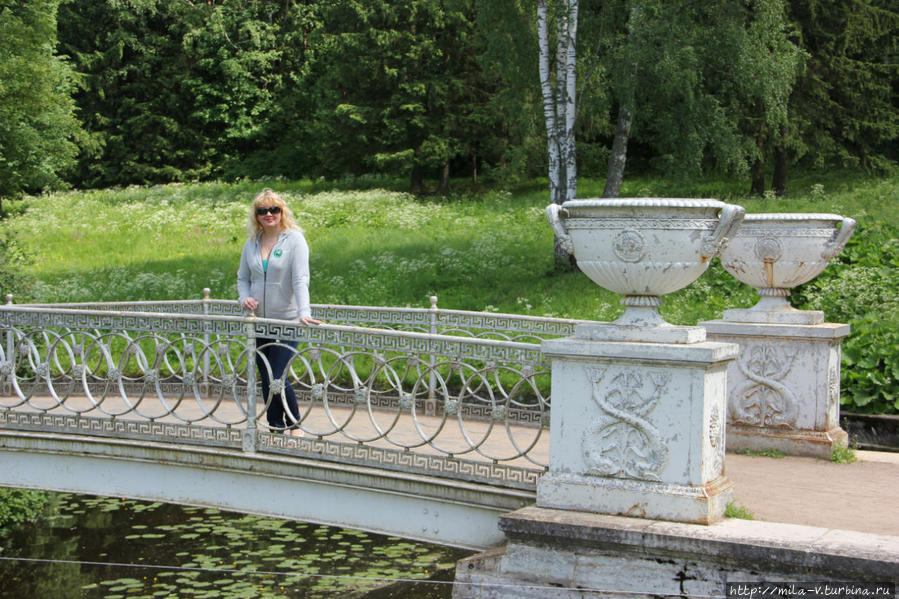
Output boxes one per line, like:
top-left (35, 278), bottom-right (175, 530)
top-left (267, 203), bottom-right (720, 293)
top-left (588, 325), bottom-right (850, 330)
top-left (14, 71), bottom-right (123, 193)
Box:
top-left (0, 0), bottom-right (81, 213)
top-left (473, 1), bottom-right (548, 183)
top-left (57, 0), bottom-right (310, 187)
top-left (599, 0), bottom-right (803, 197)
top-left (783, 0), bottom-right (898, 181)
top-left (302, 0), bottom-right (492, 192)
top-left (57, 0), bottom-right (204, 187)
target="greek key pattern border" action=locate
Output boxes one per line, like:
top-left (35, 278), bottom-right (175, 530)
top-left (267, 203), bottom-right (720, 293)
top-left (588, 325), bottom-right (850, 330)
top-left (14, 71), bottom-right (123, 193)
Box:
top-left (8, 301), bottom-right (581, 340)
top-left (0, 410), bottom-right (242, 446)
top-left (260, 434), bottom-right (542, 491)
top-left (0, 310), bottom-right (247, 338)
top-left (256, 323), bottom-right (547, 365)
top-left (2, 310), bottom-right (547, 366)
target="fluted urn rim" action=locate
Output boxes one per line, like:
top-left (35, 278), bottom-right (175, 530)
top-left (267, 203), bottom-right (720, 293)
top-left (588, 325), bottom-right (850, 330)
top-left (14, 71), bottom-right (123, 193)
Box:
top-left (740, 212), bottom-right (846, 223)
top-left (562, 198), bottom-right (728, 210)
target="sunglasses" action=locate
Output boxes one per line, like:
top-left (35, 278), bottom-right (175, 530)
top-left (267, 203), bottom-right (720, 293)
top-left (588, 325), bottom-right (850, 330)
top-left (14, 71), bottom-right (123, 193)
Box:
top-left (256, 206), bottom-right (282, 216)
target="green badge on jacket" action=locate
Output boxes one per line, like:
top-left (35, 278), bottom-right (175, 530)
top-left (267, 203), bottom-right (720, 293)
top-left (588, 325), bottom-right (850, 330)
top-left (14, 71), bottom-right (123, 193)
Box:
top-left (273, 249), bottom-right (283, 258)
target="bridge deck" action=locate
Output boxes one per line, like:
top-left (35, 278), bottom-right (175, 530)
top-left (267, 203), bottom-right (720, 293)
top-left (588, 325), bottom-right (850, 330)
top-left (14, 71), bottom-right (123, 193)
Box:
top-left (3, 394), bottom-right (549, 470)
top-left (4, 398), bottom-right (898, 538)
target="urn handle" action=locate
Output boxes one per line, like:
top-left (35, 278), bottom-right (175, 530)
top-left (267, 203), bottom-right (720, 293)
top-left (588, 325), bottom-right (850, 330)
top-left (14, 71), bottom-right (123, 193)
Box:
top-left (701, 203), bottom-right (745, 260)
top-left (545, 204), bottom-right (574, 255)
top-left (822, 217), bottom-right (856, 259)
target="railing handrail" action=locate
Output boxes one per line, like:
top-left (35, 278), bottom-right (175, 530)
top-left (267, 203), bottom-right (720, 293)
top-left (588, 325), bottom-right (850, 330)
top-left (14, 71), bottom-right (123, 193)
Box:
top-left (11, 296), bottom-right (589, 337)
top-left (0, 304), bottom-right (548, 363)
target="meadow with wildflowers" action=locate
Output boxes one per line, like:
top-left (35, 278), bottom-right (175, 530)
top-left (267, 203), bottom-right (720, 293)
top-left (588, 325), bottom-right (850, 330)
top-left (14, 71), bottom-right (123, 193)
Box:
top-left (2, 172), bottom-right (897, 413)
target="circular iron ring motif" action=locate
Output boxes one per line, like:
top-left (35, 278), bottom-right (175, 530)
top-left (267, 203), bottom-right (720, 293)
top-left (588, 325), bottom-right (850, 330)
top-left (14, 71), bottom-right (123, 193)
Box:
top-left (613, 229), bottom-right (646, 263)
top-left (754, 236), bottom-right (783, 262)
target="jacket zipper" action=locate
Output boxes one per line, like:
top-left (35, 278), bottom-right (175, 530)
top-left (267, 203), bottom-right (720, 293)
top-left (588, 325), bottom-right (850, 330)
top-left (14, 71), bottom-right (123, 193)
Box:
top-left (261, 236), bottom-right (267, 319)
top-left (260, 234), bottom-right (280, 319)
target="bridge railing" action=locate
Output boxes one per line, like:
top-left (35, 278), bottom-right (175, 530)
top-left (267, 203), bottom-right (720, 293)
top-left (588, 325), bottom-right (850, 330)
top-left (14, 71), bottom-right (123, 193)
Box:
top-left (0, 298), bottom-right (569, 491)
top-left (22, 292), bottom-right (585, 342)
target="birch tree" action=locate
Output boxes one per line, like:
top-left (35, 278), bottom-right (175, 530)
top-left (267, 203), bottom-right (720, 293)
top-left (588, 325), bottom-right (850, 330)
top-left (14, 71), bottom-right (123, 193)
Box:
top-left (538, 0), bottom-right (579, 265)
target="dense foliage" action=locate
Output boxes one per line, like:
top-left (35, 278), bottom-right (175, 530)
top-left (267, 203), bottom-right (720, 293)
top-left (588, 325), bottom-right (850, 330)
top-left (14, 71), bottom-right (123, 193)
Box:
top-left (4, 172), bottom-right (897, 414)
top-left (14, 0), bottom-right (886, 196)
top-left (0, 0), bottom-right (81, 211)
top-left (786, 0), bottom-right (899, 174)
top-left (0, 488), bottom-right (49, 530)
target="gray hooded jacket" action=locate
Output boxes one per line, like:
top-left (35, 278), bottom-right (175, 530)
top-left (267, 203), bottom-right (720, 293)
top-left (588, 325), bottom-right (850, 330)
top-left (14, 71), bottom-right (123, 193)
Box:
top-left (237, 229), bottom-right (312, 321)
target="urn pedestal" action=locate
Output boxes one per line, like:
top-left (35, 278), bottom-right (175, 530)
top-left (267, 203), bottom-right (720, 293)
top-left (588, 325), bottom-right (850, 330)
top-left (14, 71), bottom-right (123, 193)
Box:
top-left (539, 199), bottom-right (744, 523)
top-left (537, 337), bottom-right (738, 524)
top-left (700, 320), bottom-right (850, 458)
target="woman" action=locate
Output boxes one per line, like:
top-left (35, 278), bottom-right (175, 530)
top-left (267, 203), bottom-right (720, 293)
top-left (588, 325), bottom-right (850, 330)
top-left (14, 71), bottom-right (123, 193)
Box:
top-left (237, 188), bottom-right (321, 434)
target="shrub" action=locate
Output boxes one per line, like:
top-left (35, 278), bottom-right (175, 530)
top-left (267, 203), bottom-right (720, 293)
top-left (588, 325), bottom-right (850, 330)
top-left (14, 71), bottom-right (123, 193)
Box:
top-left (0, 488), bottom-right (50, 530)
top-left (794, 222), bottom-right (899, 414)
top-left (0, 231), bottom-right (34, 302)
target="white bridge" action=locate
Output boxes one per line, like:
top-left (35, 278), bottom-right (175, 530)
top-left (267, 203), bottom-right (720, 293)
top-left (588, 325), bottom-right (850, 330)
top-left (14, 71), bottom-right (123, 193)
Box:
top-left (0, 294), bottom-right (581, 550)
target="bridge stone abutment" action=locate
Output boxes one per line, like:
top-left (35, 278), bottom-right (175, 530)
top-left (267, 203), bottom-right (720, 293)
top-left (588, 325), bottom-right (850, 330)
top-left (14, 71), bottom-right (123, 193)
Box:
top-left (453, 506), bottom-right (899, 598)
top-left (450, 332), bottom-right (897, 596)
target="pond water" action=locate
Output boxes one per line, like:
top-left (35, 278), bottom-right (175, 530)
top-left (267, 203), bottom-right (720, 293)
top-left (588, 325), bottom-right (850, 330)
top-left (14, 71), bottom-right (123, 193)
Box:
top-left (0, 492), bottom-right (472, 598)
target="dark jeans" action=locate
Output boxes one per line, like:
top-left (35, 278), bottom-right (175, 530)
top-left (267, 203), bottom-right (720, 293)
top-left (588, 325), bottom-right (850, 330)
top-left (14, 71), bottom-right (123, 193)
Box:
top-left (255, 338), bottom-right (300, 431)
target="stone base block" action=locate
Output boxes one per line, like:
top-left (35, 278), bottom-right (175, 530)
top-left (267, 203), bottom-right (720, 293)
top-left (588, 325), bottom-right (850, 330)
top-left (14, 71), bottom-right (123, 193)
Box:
top-left (575, 321), bottom-right (706, 344)
top-left (700, 319), bottom-right (850, 457)
top-left (539, 336), bottom-right (738, 524)
top-left (722, 306), bottom-right (825, 325)
top-left (537, 472), bottom-right (733, 525)
top-left (452, 506), bottom-right (899, 599)
top-left (727, 424), bottom-right (848, 459)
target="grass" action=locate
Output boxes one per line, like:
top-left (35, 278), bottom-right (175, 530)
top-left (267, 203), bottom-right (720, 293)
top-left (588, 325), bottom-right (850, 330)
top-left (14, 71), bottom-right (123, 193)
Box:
top-left (734, 448), bottom-right (786, 459)
top-left (725, 501), bottom-right (755, 520)
top-left (4, 171), bottom-right (893, 316)
top-left (830, 446), bottom-right (858, 464)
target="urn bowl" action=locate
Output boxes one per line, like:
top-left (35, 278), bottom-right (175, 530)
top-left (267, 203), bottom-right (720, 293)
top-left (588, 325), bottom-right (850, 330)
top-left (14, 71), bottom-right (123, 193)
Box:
top-left (548, 198), bottom-right (744, 298)
top-left (718, 213), bottom-right (855, 324)
top-left (546, 198), bottom-right (744, 342)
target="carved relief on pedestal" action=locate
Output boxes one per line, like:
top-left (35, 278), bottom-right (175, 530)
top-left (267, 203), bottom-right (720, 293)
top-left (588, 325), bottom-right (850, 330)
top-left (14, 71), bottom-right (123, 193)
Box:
top-left (730, 344), bottom-right (799, 428)
top-left (828, 363), bottom-right (840, 405)
top-left (708, 404), bottom-right (724, 476)
top-left (582, 367), bottom-right (669, 481)
top-left (826, 354), bottom-right (842, 427)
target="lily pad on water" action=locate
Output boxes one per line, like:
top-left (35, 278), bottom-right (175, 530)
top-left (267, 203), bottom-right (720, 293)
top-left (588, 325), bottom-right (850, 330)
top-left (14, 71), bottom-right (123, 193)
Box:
top-left (5, 490), bottom-right (470, 598)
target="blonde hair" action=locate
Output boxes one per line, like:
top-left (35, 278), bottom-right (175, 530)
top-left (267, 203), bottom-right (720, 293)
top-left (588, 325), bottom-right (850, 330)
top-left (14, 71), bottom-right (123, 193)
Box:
top-left (246, 188), bottom-right (302, 238)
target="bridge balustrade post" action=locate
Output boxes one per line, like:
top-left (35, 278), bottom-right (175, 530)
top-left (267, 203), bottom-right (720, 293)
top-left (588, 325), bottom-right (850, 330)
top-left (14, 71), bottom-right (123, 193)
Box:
top-left (426, 295), bottom-right (439, 416)
top-left (2, 295), bottom-right (11, 395)
top-left (200, 288), bottom-right (211, 396)
top-left (242, 318), bottom-right (259, 453)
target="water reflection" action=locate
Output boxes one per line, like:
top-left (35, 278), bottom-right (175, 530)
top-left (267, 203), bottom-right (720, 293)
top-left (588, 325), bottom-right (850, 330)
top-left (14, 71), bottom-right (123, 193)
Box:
top-left (0, 492), bottom-right (471, 598)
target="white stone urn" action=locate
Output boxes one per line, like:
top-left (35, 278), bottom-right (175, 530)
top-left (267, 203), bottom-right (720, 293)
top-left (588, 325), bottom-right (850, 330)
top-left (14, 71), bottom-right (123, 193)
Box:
top-left (546, 198), bottom-right (745, 343)
top-left (718, 213), bottom-right (856, 324)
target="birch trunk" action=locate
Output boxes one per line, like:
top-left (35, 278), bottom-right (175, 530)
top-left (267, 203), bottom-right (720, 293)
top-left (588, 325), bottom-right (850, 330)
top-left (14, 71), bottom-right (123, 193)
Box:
top-left (563, 0), bottom-right (578, 202)
top-left (538, 0), bottom-right (562, 208)
top-left (602, 103), bottom-right (633, 198)
top-left (539, 0), bottom-right (578, 267)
